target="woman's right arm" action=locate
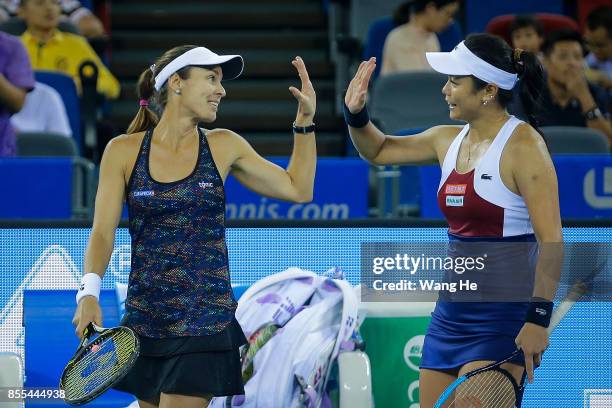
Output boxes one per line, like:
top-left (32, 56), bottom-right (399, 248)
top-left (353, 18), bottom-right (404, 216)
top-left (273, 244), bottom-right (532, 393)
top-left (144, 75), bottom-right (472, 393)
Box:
top-left (72, 137), bottom-right (127, 338)
top-left (345, 58), bottom-right (443, 165)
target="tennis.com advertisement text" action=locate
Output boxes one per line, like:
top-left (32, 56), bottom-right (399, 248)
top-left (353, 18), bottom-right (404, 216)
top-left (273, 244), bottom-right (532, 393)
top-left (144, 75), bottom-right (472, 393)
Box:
top-left (225, 197), bottom-right (351, 219)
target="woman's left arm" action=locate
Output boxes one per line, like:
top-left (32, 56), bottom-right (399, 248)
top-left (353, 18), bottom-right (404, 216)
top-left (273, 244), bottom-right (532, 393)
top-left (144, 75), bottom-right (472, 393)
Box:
top-left (511, 125), bottom-right (563, 383)
top-left (229, 56), bottom-right (317, 203)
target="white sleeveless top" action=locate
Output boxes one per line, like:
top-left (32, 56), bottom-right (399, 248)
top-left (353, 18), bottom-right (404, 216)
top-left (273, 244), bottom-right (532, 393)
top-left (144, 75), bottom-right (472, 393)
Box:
top-left (437, 116), bottom-right (534, 237)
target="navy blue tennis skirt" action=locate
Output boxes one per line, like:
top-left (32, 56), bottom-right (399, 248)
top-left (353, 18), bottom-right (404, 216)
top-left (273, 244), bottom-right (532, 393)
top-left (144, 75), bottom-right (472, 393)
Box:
top-left (113, 317), bottom-right (247, 403)
top-left (420, 233), bottom-right (538, 372)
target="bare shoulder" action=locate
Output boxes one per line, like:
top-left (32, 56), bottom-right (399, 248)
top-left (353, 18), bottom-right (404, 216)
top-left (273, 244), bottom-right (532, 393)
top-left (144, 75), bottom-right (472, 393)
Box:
top-left (100, 132), bottom-right (147, 181)
top-left (427, 125), bottom-right (463, 139)
top-left (104, 132), bottom-right (145, 159)
top-left (507, 123), bottom-right (549, 157)
top-left (203, 127), bottom-right (250, 151)
top-left (426, 124), bottom-right (463, 151)
top-left (204, 127), bottom-right (243, 142)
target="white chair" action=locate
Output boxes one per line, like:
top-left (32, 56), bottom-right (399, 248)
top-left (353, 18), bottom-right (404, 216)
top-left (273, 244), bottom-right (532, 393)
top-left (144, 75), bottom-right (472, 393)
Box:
top-left (0, 352), bottom-right (24, 408)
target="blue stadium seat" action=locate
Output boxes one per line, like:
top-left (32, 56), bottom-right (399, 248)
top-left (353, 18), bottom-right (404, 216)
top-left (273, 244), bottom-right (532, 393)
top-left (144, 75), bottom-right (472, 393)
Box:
top-left (34, 71), bottom-right (82, 153)
top-left (80, 0), bottom-right (94, 11)
top-left (362, 16), bottom-right (396, 80)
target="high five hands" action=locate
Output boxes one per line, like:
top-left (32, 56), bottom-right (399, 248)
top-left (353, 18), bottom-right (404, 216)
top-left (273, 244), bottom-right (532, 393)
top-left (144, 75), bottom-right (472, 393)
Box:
top-left (289, 56), bottom-right (316, 125)
top-left (344, 57), bottom-right (377, 114)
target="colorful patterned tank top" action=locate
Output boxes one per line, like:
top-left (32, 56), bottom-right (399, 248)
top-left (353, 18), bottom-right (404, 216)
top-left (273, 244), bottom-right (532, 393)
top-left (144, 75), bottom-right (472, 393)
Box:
top-left (124, 127), bottom-right (235, 338)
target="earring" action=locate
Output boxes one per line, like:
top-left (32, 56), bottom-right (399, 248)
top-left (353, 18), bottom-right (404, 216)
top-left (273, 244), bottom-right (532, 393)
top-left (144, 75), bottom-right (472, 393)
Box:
top-left (174, 89), bottom-right (181, 95)
top-left (481, 99), bottom-right (488, 105)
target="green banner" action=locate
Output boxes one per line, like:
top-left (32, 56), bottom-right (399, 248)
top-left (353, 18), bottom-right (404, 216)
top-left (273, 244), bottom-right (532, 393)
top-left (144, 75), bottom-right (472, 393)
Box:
top-left (360, 316), bottom-right (431, 408)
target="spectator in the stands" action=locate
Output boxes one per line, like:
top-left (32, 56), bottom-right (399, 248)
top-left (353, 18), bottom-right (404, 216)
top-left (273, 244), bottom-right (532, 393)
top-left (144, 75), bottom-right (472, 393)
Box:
top-left (11, 81), bottom-right (71, 138)
top-left (0, 31), bottom-right (34, 157)
top-left (511, 29), bottom-right (611, 144)
top-left (381, 0), bottom-right (460, 76)
top-left (510, 15), bottom-right (544, 56)
top-left (584, 6), bottom-right (612, 93)
top-left (18, 0), bottom-right (119, 99)
top-left (0, 0), bottom-right (104, 38)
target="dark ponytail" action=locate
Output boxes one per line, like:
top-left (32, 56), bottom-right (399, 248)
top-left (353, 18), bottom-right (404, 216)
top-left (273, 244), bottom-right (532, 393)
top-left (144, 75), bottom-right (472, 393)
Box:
top-left (126, 45), bottom-right (199, 134)
top-left (126, 67), bottom-right (158, 134)
top-left (511, 48), bottom-right (544, 131)
top-left (464, 34), bottom-right (545, 132)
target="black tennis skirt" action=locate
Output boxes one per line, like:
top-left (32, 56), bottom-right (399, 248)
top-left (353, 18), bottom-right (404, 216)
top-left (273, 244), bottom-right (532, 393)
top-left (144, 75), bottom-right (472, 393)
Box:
top-left (113, 318), bottom-right (247, 403)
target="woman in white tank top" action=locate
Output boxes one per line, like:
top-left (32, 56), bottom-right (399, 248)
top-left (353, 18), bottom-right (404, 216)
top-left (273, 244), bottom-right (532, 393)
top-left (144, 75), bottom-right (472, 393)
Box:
top-left (345, 33), bottom-right (562, 407)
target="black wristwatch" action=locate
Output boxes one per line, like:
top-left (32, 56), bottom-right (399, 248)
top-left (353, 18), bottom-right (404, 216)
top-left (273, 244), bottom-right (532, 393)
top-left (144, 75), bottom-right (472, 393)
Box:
top-left (584, 106), bottom-right (603, 121)
top-left (292, 122), bottom-right (316, 134)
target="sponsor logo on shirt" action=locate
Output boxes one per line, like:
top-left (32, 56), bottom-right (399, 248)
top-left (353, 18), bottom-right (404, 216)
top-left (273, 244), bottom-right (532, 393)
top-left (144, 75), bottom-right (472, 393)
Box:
top-left (446, 196), bottom-right (464, 207)
top-left (133, 190), bottom-right (155, 197)
top-left (199, 182), bottom-right (214, 189)
top-left (481, 174), bottom-right (492, 180)
top-left (445, 184), bottom-right (466, 194)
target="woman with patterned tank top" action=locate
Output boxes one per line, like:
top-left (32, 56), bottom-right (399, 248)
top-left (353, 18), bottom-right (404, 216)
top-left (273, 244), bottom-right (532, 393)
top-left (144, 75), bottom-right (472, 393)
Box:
top-left (345, 34), bottom-right (563, 407)
top-left (72, 45), bottom-right (317, 408)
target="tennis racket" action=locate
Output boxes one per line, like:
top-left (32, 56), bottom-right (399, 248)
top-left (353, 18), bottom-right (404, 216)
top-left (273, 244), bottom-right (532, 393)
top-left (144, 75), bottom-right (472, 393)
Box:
top-left (59, 323), bottom-right (140, 406)
top-left (433, 270), bottom-right (595, 408)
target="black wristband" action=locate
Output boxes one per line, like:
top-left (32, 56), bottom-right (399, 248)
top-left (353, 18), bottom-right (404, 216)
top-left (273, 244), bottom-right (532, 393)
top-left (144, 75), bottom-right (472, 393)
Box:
top-left (525, 297), bottom-right (553, 328)
top-left (292, 122), bottom-right (316, 134)
top-left (343, 102), bottom-right (370, 128)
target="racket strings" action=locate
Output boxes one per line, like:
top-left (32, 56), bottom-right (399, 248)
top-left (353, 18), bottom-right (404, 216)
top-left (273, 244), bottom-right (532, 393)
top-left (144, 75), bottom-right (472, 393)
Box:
top-left (447, 370), bottom-right (517, 408)
top-left (63, 330), bottom-right (137, 400)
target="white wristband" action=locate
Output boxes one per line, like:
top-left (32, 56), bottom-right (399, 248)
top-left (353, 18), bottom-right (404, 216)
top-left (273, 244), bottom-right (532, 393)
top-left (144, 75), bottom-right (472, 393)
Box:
top-left (76, 273), bottom-right (102, 304)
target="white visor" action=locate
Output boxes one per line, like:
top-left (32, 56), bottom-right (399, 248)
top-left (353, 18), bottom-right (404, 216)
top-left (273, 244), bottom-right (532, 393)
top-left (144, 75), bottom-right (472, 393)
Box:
top-left (426, 41), bottom-right (518, 90)
top-left (154, 47), bottom-right (244, 91)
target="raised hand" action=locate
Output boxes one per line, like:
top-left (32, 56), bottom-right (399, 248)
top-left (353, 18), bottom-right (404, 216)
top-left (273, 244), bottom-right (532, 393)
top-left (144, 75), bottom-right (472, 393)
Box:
top-left (344, 57), bottom-right (376, 114)
top-left (289, 56), bottom-right (316, 125)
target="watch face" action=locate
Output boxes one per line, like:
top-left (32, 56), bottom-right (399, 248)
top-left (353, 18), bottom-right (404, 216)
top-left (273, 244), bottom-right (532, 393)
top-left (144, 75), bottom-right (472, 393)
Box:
top-left (586, 108), bottom-right (602, 120)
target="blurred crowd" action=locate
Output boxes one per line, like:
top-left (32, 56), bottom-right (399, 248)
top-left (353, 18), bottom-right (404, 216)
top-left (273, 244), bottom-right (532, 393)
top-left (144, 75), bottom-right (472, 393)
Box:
top-left (0, 0), bottom-right (117, 158)
top-left (0, 0), bottom-right (611, 161)
top-left (378, 0), bottom-right (611, 143)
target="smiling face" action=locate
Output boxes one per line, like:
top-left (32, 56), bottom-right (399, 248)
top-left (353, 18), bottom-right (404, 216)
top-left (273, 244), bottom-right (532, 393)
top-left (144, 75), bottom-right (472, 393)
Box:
top-left (442, 76), bottom-right (498, 122)
top-left (171, 66), bottom-right (226, 123)
top-left (442, 76), bottom-right (493, 121)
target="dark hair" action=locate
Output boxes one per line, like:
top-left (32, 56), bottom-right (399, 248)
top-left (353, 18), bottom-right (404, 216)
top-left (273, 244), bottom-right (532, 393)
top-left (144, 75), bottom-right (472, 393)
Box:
top-left (586, 6), bottom-right (612, 36)
top-left (126, 45), bottom-right (198, 134)
top-left (542, 29), bottom-right (586, 57)
top-left (510, 14), bottom-right (544, 37)
top-left (393, 0), bottom-right (459, 24)
top-left (464, 33), bottom-right (545, 132)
